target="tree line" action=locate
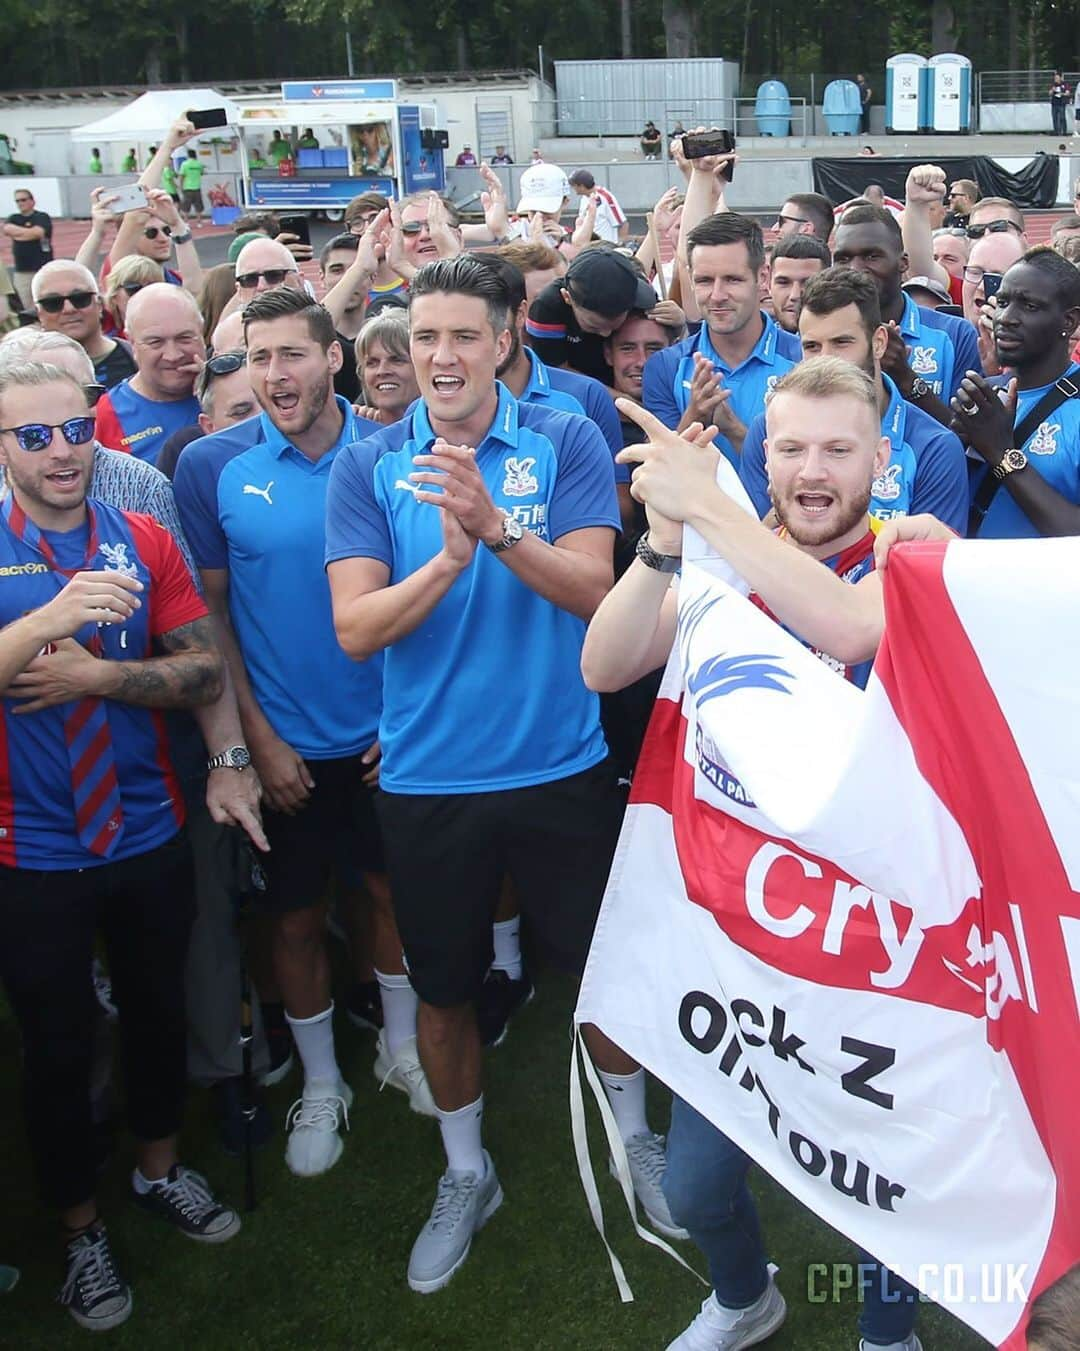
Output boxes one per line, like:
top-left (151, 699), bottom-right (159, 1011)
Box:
top-left (0, 0), bottom-right (1076, 94)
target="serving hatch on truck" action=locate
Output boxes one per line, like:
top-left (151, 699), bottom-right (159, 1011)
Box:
top-left (236, 79), bottom-right (448, 218)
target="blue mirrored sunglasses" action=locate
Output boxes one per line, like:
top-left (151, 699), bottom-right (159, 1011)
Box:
top-left (0, 417), bottom-right (96, 453)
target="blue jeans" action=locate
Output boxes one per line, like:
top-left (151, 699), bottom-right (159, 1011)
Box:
top-left (662, 1096), bottom-right (920, 1345)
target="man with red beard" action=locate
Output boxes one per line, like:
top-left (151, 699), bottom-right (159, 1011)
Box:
top-left (583, 357), bottom-right (924, 1351)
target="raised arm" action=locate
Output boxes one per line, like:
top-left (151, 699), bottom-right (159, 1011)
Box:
top-left (900, 164), bottom-right (951, 290)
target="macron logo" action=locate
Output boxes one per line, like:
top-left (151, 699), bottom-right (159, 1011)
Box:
top-left (243, 481), bottom-right (274, 505)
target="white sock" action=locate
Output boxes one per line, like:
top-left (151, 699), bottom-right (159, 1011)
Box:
top-left (491, 917), bottom-right (523, 981)
top-left (597, 1068), bottom-right (650, 1142)
top-left (436, 1096), bottom-right (485, 1177)
top-left (374, 969), bottom-right (418, 1057)
top-left (131, 1168), bottom-right (168, 1194)
top-left (286, 1004), bottom-right (341, 1089)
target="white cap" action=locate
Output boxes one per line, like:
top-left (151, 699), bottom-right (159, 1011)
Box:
top-left (516, 162), bottom-right (570, 214)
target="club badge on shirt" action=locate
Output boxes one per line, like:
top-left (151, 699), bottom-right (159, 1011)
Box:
top-left (502, 456), bottom-right (539, 497)
top-left (1028, 422), bottom-right (1059, 456)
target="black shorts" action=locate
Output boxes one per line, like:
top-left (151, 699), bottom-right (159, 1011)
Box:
top-left (377, 758), bottom-right (626, 1007)
top-left (256, 754), bottom-right (384, 913)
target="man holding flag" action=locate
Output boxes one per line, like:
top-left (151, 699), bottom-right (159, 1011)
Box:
top-left (582, 359), bottom-right (922, 1351)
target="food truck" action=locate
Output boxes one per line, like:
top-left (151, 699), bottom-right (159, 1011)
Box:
top-left (236, 79), bottom-right (447, 218)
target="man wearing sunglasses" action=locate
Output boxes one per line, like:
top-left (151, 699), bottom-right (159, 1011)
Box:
top-left (0, 361), bottom-right (242, 1331)
top-left (94, 284), bottom-right (204, 468)
top-left (773, 193), bottom-right (834, 244)
top-left (174, 290), bottom-right (425, 1178)
top-left (232, 237), bottom-right (303, 301)
top-left (105, 187), bottom-right (203, 297)
top-left (3, 188), bottom-right (52, 312)
top-left (32, 260), bottom-right (137, 392)
top-left (965, 197), bottom-right (1027, 247)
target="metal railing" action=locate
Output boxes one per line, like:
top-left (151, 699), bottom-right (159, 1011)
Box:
top-left (530, 96), bottom-right (812, 145)
top-left (978, 69), bottom-right (1079, 104)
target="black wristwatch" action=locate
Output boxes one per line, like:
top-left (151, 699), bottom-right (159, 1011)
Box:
top-left (635, 533), bottom-right (681, 573)
top-left (908, 377), bottom-right (933, 400)
top-left (207, 745), bottom-right (251, 772)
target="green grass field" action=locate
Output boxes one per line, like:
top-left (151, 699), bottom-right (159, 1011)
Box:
top-left (0, 969), bottom-right (990, 1350)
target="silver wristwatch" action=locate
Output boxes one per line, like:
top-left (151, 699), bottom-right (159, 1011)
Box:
top-left (207, 745), bottom-right (252, 772)
top-left (635, 533), bottom-right (681, 573)
top-left (487, 510), bottom-right (524, 554)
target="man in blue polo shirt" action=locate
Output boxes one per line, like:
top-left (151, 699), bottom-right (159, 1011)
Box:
top-left (94, 284), bottom-right (203, 465)
top-left (326, 255), bottom-right (683, 1295)
top-left (951, 248), bottom-right (1080, 539)
top-left (642, 212), bottom-right (802, 466)
top-left (174, 289), bottom-right (431, 1182)
top-left (832, 204), bottom-right (981, 429)
top-left (739, 268), bottom-right (968, 532)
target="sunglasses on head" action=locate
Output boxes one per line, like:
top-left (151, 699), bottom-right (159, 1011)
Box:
top-left (966, 219), bottom-right (1020, 240)
top-left (143, 224), bottom-right (173, 240)
top-left (933, 227), bottom-right (968, 239)
top-left (37, 290), bottom-right (98, 314)
top-left (235, 268), bottom-right (295, 289)
top-left (205, 351), bottom-right (246, 377)
top-left (0, 417), bottom-right (96, 453)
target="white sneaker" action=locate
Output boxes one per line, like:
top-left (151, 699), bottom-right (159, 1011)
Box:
top-left (373, 1032), bottom-right (437, 1117)
top-left (407, 1151), bottom-right (503, 1294)
top-left (859, 1337), bottom-right (923, 1351)
top-left (284, 1078), bottom-right (353, 1177)
top-left (667, 1275), bottom-right (786, 1350)
top-left (610, 1131), bottom-right (689, 1240)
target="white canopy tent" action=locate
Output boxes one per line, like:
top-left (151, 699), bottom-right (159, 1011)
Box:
top-left (71, 89), bottom-right (242, 143)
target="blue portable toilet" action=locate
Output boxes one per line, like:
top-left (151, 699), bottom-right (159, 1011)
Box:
top-left (885, 54), bottom-right (929, 133)
top-left (822, 79), bottom-right (862, 136)
top-left (928, 53), bottom-right (973, 133)
top-left (755, 80), bottom-right (792, 136)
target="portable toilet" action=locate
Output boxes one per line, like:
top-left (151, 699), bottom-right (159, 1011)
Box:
top-left (822, 80), bottom-right (862, 136)
top-left (754, 80), bottom-right (792, 136)
top-left (928, 53), bottom-right (973, 133)
top-left (885, 53), bottom-right (928, 134)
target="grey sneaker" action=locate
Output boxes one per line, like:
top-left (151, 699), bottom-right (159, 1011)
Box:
top-left (58, 1221), bottom-right (132, 1331)
top-left (133, 1164), bottom-right (241, 1243)
top-left (667, 1276), bottom-right (786, 1350)
top-left (407, 1151), bottom-right (503, 1294)
top-left (610, 1131), bottom-right (690, 1240)
top-left (859, 1338), bottom-right (923, 1351)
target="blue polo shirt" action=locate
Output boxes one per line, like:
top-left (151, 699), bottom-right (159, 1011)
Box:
top-left (897, 292), bottom-right (981, 403)
top-left (521, 347), bottom-right (627, 484)
top-left (324, 383), bottom-right (618, 794)
top-left (738, 374), bottom-right (969, 532)
top-left (642, 312), bottom-right (802, 467)
top-left (173, 397), bottom-right (382, 759)
top-left (969, 365), bottom-right (1080, 539)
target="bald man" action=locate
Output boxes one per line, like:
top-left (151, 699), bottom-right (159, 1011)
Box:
top-left (95, 282), bottom-right (205, 465)
top-left (233, 237), bottom-right (304, 305)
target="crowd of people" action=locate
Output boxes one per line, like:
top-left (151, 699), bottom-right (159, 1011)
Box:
top-left (1, 112), bottom-right (1079, 1348)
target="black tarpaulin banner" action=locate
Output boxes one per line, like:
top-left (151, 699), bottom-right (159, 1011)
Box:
top-left (812, 153), bottom-right (1059, 210)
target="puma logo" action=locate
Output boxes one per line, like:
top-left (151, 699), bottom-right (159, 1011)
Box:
top-left (243, 481), bottom-right (274, 505)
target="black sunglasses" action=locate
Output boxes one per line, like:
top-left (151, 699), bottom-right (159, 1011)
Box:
top-left (143, 224), bottom-right (173, 240)
top-left (775, 213), bottom-right (809, 229)
top-left (206, 351), bottom-right (246, 377)
top-left (120, 282), bottom-right (147, 297)
top-left (37, 290), bottom-right (98, 314)
top-left (400, 220), bottom-right (424, 235)
top-left (0, 417), bottom-right (96, 453)
top-left (84, 383), bottom-right (106, 407)
top-left (966, 220), bottom-right (1021, 240)
top-left (235, 268), bottom-right (296, 288)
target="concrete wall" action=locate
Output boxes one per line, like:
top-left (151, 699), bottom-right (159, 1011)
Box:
top-left (980, 102), bottom-right (1059, 134)
top-left (446, 157), bottom-right (814, 215)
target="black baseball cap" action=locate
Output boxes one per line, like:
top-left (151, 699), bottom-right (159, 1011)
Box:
top-left (564, 249), bottom-right (656, 318)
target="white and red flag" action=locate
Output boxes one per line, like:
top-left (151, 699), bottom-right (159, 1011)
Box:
top-left (576, 531), bottom-right (1080, 1347)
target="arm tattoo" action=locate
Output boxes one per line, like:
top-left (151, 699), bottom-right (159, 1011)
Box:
top-left (108, 616), bottom-right (224, 710)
